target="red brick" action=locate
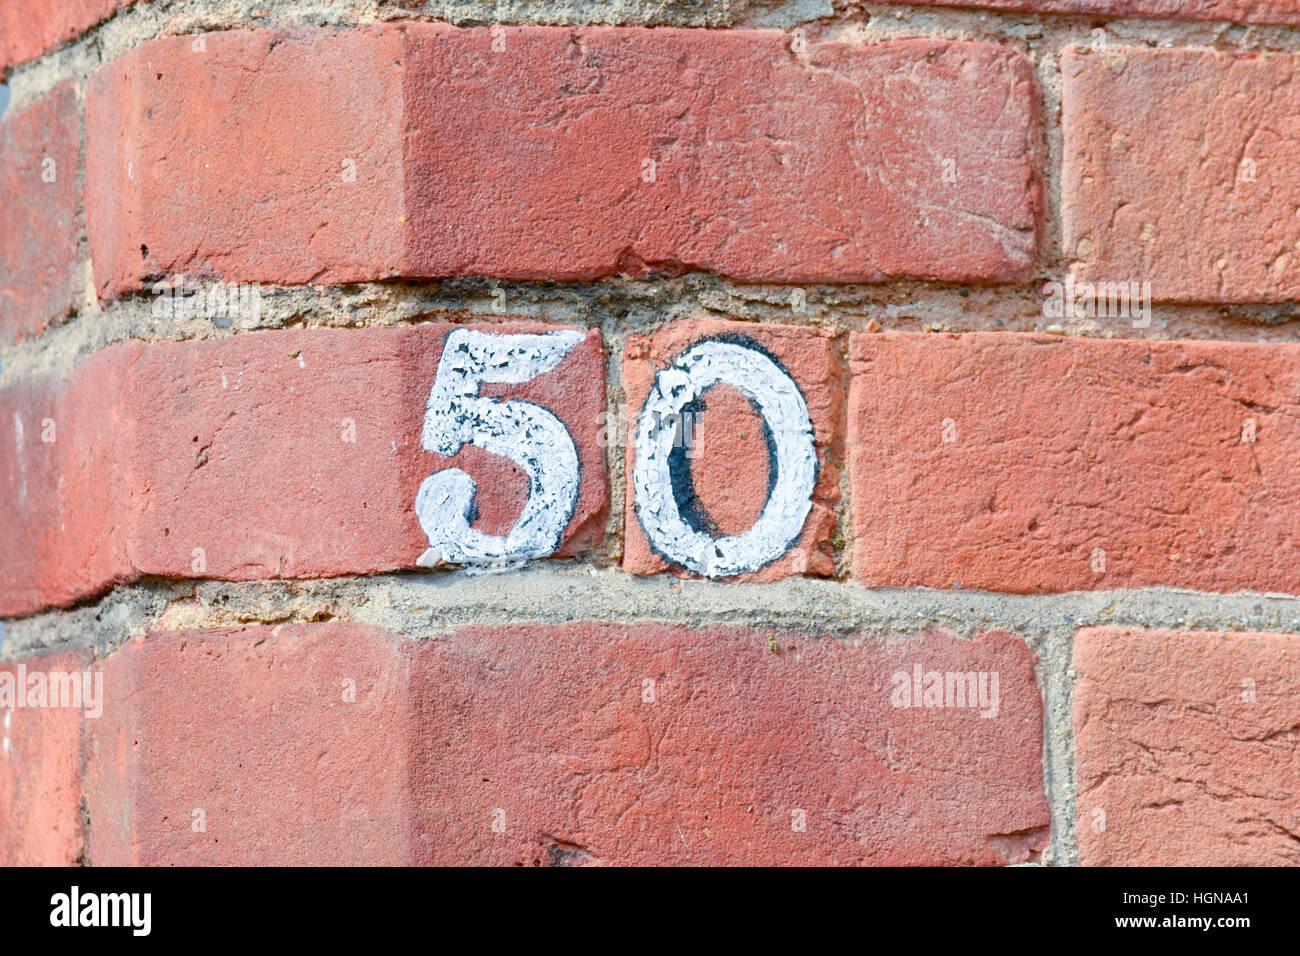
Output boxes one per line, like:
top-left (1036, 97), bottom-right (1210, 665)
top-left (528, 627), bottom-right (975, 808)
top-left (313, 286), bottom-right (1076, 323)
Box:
top-left (886, 0), bottom-right (1300, 26)
top-left (86, 624), bottom-right (415, 865)
top-left (0, 82), bottom-right (81, 344)
top-left (622, 319), bottom-right (841, 581)
top-left (1075, 627), bottom-right (1300, 866)
top-left (87, 26), bottom-right (1042, 300)
top-left (0, 351), bottom-right (131, 618)
top-left (0, 323), bottom-right (607, 618)
top-left (87, 622), bottom-right (1047, 865)
top-left (86, 27), bottom-right (408, 301)
top-left (0, 0), bottom-right (129, 73)
top-left (0, 650), bottom-right (92, 866)
top-left (1063, 46), bottom-right (1300, 303)
top-left (408, 622), bottom-right (1047, 866)
top-left (848, 332), bottom-right (1300, 593)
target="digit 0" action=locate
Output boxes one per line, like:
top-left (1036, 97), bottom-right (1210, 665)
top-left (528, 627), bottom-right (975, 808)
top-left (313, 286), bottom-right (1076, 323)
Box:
top-left (632, 337), bottom-right (818, 577)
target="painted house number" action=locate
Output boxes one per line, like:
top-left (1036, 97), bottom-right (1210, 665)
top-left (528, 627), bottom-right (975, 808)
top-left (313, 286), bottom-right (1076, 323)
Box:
top-left (416, 328), bottom-right (584, 567)
top-left (416, 330), bottom-right (817, 577)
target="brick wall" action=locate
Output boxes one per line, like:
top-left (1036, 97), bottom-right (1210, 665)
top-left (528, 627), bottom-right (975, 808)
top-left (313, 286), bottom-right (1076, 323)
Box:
top-left (2, 0), bottom-right (1299, 867)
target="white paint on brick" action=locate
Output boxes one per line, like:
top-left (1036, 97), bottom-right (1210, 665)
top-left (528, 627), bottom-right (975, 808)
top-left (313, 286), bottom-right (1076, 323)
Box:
top-left (12, 411), bottom-right (26, 505)
top-left (416, 328), bottom-right (584, 569)
top-left (633, 339), bottom-right (816, 577)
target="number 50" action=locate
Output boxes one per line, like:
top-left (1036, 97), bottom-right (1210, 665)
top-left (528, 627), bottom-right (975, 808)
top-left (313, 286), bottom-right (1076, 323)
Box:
top-left (415, 330), bottom-right (817, 577)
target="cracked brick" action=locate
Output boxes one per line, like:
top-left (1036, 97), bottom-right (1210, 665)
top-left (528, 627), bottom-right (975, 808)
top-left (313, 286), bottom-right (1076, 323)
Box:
top-left (1074, 627), bottom-right (1300, 866)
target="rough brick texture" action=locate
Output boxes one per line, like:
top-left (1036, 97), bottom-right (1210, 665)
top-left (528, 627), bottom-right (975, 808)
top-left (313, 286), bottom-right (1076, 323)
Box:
top-left (83, 622), bottom-right (1046, 866)
top-left (622, 318), bottom-right (841, 581)
top-left (1064, 46), bottom-right (1300, 304)
top-left (86, 25), bottom-right (1042, 299)
top-left (0, 0), bottom-right (130, 74)
top-left (0, 323), bottom-right (607, 618)
top-left (10, 2), bottom-right (1300, 873)
top-left (0, 350), bottom-right (127, 618)
top-left (0, 651), bottom-right (91, 866)
top-left (0, 82), bottom-right (81, 344)
top-left (849, 332), bottom-right (1300, 593)
top-left (1075, 627), bottom-right (1300, 866)
top-left (893, 0), bottom-right (1300, 25)
top-left (86, 624), bottom-right (413, 865)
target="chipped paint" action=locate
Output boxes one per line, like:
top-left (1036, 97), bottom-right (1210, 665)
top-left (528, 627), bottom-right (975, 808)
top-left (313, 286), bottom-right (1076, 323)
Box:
top-left (633, 338), bottom-right (817, 577)
top-left (416, 328), bottom-right (584, 568)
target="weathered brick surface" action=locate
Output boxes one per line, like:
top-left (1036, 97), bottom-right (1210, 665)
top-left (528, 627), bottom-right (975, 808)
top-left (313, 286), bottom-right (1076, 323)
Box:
top-left (890, 0), bottom-right (1300, 25)
top-left (86, 622), bottom-right (1047, 865)
top-left (0, 323), bottom-right (607, 618)
top-left (1063, 46), bottom-right (1300, 303)
top-left (0, 650), bottom-right (92, 866)
top-left (1075, 627), bottom-right (1300, 866)
top-left (12, 6), bottom-right (1300, 873)
top-left (411, 622), bottom-right (1048, 866)
top-left (86, 26), bottom-right (408, 301)
top-left (86, 25), bottom-right (1041, 299)
top-left (848, 332), bottom-right (1300, 593)
top-left (86, 624), bottom-right (414, 865)
top-left (0, 82), bottom-right (81, 344)
top-left (0, 0), bottom-right (130, 73)
top-left (622, 319), bottom-right (841, 581)
top-left (0, 350), bottom-right (131, 618)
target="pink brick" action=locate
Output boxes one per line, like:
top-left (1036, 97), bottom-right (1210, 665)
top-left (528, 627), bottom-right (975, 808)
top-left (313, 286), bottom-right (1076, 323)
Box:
top-left (0, 323), bottom-right (607, 617)
top-left (0, 0), bottom-right (130, 73)
top-left (888, 0), bottom-right (1300, 26)
top-left (409, 622), bottom-right (1048, 865)
top-left (0, 352), bottom-right (131, 617)
top-left (622, 318), bottom-right (841, 581)
top-left (1064, 46), bottom-right (1300, 303)
top-left (0, 650), bottom-right (92, 865)
top-left (1075, 627), bottom-right (1300, 866)
top-left (85, 622), bottom-right (1048, 865)
top-left (85, 624), bottom-right (415, 865)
